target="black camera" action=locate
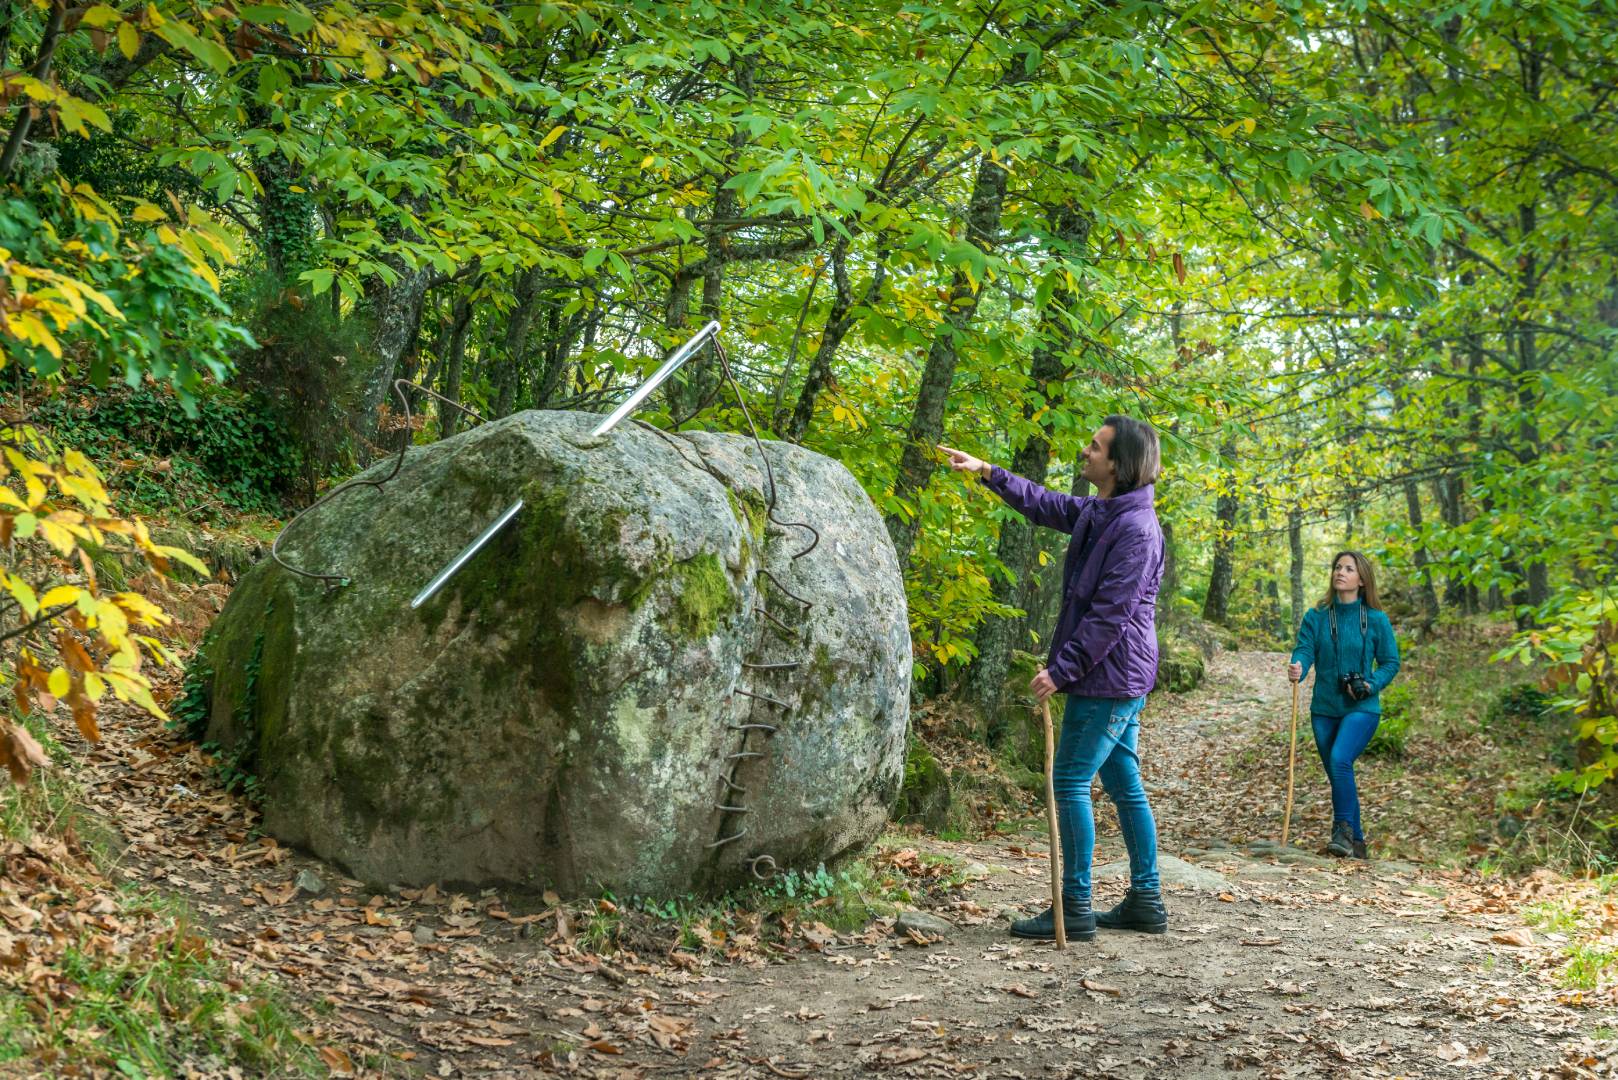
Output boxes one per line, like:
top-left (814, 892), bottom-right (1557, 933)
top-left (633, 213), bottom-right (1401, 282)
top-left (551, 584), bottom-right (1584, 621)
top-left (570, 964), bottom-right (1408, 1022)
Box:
top-left (1339, 672), bottom-right (1373, 702)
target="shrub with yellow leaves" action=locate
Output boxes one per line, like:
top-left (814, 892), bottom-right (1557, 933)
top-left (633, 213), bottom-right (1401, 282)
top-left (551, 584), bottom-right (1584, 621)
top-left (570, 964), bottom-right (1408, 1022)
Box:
top-left (0, 420), bottom-right (205, 785)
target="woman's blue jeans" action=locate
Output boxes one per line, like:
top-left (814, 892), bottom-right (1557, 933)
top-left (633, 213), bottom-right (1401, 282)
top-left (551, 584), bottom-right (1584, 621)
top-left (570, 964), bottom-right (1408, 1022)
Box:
top-left (1311, 711), bottom-right (1380, 841)
top-left (1052, 695), bottom-right (1159, 901)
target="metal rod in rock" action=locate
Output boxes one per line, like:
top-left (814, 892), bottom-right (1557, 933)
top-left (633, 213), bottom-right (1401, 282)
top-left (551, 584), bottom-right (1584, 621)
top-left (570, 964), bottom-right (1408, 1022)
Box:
top-left (591, 320), bottom-right (721, 438)
top-left (408, 321), bottom-right (722, 607)
top-left (410, 498), bottom-right (526, 609)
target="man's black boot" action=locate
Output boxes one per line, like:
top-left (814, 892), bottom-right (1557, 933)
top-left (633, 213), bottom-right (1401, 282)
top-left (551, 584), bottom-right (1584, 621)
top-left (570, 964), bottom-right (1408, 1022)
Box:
top-left (1327, 820), bottom-right (1354, 857)
top-left (1094, 888), bottom-right (1168, 934)
top-left (1010, 896), bottom-right (1096, 942)
top-left (1351, 837), bottom-right (1368, 860)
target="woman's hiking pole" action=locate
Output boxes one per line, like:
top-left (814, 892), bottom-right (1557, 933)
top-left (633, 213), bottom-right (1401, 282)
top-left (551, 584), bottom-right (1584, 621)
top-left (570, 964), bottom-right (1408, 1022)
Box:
top-left (1281, 680), bottom-right (1300, 847)
top-left (1040, 690), bottom-right (1065, 950)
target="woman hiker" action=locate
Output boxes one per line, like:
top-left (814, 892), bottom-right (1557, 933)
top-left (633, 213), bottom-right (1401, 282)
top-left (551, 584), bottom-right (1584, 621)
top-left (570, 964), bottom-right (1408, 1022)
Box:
top-left (939, 416), bottom-right (1167, 942)
top-left (1285, 550), bottom-right (1401, 859)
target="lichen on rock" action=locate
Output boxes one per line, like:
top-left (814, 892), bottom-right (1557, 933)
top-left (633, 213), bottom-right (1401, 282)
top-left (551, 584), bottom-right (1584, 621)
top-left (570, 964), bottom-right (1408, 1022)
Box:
top-left (201, 410), bottom-right (910, 897)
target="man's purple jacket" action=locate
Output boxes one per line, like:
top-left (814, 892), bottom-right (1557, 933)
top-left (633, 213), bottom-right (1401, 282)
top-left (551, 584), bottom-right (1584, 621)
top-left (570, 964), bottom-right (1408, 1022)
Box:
top-left (982, 468), bottom-right (1164, 699)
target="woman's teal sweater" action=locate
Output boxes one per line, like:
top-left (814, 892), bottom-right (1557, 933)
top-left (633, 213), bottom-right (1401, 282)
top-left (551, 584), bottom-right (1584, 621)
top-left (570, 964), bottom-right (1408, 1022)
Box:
top-left (1290, 600), bottom-right (1400, 717)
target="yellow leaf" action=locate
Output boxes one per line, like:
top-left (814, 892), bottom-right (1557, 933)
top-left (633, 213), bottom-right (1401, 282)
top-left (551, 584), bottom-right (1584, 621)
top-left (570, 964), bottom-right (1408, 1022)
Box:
top-left (92, 597), bottom-right (130, 639)
top-left (5, 576), bottom-right (38, 617)
top-left (37, 518), bottom-right (77, 556)
top-left (47, 667), bottom-right (71, 698)
top-left (80, 4), bottom-right (123, 28)
top-left (7, 312), bottom-right (63, 359)
top-left (539, 125), bottom-right (567, 150)
top-left (113, 592), bottom-right (169, 627)
top-left (101, 670), bottom-right (168, 720)
top-left (38, 585), bottom-right (83, 610)
top-left (151, 544), bottom-right (208, 576)
top-left (83, 671), bottom-right (107, 702)
top-left (118, 21), bottom-right (140, 60)
top-left (1242, 117), bottom-right (1256, 134)
top-left (1359, 201), bottom-right (1379, 220)
top-left (131, 203), bottom-right (168, 223)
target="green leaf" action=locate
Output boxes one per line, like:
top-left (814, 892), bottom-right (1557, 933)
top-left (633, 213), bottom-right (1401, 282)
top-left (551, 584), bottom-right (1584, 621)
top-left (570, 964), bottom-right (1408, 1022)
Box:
top-left (299, 268), bottom-right (335, 294)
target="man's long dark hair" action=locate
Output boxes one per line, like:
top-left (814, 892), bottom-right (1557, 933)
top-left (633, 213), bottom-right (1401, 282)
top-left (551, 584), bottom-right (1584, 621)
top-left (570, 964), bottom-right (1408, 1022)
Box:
top-left (1103, 415), bottom-right (1162, 495)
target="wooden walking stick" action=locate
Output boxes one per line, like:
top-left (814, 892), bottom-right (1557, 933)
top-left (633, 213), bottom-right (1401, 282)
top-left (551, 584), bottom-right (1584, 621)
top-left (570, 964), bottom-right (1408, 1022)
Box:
top-left (1040, 691), bottom-right (1065, 950)
top-left (1281, 680), bottom-right (1300, 847)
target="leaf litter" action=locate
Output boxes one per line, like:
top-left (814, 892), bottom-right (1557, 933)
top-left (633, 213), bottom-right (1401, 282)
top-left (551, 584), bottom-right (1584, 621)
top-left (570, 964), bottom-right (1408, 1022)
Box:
top-left (3, 647), bottom-right (1611, 1076)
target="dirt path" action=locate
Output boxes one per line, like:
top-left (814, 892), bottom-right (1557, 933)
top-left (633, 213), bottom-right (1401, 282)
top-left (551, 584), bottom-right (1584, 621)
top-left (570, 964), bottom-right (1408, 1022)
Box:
top-left (83, 652), bottom-right (1617, 1078)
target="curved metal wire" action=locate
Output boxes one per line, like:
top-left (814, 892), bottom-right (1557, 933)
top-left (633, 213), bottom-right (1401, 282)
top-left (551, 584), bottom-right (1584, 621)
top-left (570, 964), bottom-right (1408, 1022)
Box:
top-left (269, 380), bottom-right (486, 592)
top-left (710, 338), bottom-right (819, 564)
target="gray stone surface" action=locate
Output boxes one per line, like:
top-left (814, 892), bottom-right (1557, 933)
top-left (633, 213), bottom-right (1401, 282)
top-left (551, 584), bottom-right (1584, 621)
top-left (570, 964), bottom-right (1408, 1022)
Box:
top-left (204, 411), bottom-right (910, 898)
top-left (1093, 854), bottom-right (1233, 893)
top-left (294, 869), bottom-right (325, 895)
top-left (895, 911), bottom-right (955, 938)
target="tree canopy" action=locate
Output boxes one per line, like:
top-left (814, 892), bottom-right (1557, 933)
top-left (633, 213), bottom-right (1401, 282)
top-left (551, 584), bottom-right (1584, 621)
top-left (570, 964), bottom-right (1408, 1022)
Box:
top-left (2, 0), bottom-right (1614, 783)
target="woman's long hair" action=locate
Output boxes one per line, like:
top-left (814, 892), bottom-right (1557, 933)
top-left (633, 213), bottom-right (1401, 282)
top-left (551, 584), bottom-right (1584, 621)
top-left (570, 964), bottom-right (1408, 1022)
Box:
top-left (1316, 550), bottom-right (1382, 610)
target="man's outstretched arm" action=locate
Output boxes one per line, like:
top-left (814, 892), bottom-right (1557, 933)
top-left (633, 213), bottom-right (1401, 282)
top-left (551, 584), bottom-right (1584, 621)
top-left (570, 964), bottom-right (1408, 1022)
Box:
top-left (938, 445), bottom-right (1090, 534)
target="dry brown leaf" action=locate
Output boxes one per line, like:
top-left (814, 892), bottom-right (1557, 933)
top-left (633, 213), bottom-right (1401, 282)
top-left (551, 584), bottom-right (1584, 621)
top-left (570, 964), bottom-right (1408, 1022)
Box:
top-left (255, 880), bottom-right (298, 906)
top-left (1081, 978), bottom-right (1122, 997)
top-left (317, 1046), bottom-right (356, 1075)
top-left (1490, 928), bottom-right (1533, 947)
top-left (0, 720), bottom-right (49, 785)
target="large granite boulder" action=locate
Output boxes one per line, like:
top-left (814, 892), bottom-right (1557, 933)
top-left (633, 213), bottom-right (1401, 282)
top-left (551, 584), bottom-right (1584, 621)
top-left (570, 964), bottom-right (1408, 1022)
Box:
top-left (201, 411), bottom-right (910, 897)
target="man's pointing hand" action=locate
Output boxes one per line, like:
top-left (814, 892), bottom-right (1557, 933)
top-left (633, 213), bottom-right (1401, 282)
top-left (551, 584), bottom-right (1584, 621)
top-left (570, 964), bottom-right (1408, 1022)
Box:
top-left (937, 445), bottom-right (991, 479)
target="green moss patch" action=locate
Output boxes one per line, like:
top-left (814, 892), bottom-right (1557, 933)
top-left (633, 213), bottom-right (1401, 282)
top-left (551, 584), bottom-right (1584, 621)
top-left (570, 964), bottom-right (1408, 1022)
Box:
top-left (669, 553), bottom-right (737, 638)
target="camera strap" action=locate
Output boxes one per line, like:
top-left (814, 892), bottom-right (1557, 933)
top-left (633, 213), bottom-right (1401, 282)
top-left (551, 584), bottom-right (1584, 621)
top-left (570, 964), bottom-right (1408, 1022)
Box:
top-left (1327, 602), bottom-right (1370, 677)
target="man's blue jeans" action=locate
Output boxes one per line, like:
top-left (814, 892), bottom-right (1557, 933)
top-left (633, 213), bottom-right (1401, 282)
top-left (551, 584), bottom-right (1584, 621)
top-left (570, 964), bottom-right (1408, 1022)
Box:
top-left (1052, 694), bottom-right (1159, 901)
top-left (1311, 711), bottom-right (1379, 842)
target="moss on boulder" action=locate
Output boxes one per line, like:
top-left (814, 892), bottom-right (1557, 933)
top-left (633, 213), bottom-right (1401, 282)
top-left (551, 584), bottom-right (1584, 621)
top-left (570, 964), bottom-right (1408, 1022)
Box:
top-left (201, 410), bottom-right (909, 897)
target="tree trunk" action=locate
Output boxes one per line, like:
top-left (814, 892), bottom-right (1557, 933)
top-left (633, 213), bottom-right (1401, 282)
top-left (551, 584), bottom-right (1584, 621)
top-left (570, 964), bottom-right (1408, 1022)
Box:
top-left (440, 291), bottom-right (475, 437)
top-left (1201, 442), bottom-right (1238, 625)
top-left (0, 0), bottom-right (67, 180)
top-left (668, 58), bottom-right (755, 422)
top-left (884, 156), bottom-right (1008, 564)
top-left (784, 241), bottom-right (888, 443)
top-left (960, 209), bottom-right (1090, 726)
top-left (355, 265), bottom-right (434, 446)
top-left (494, 268), bottom-right (545, 418)
top-left (1433, 473), bottom-right (1467, 610)
top-left (1288, 510), bottom-right (1305, 636)
top-left (1404, 479), bottom-right (1440, 624)
top-left (1160, 518), bottom-right (1180, 612)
